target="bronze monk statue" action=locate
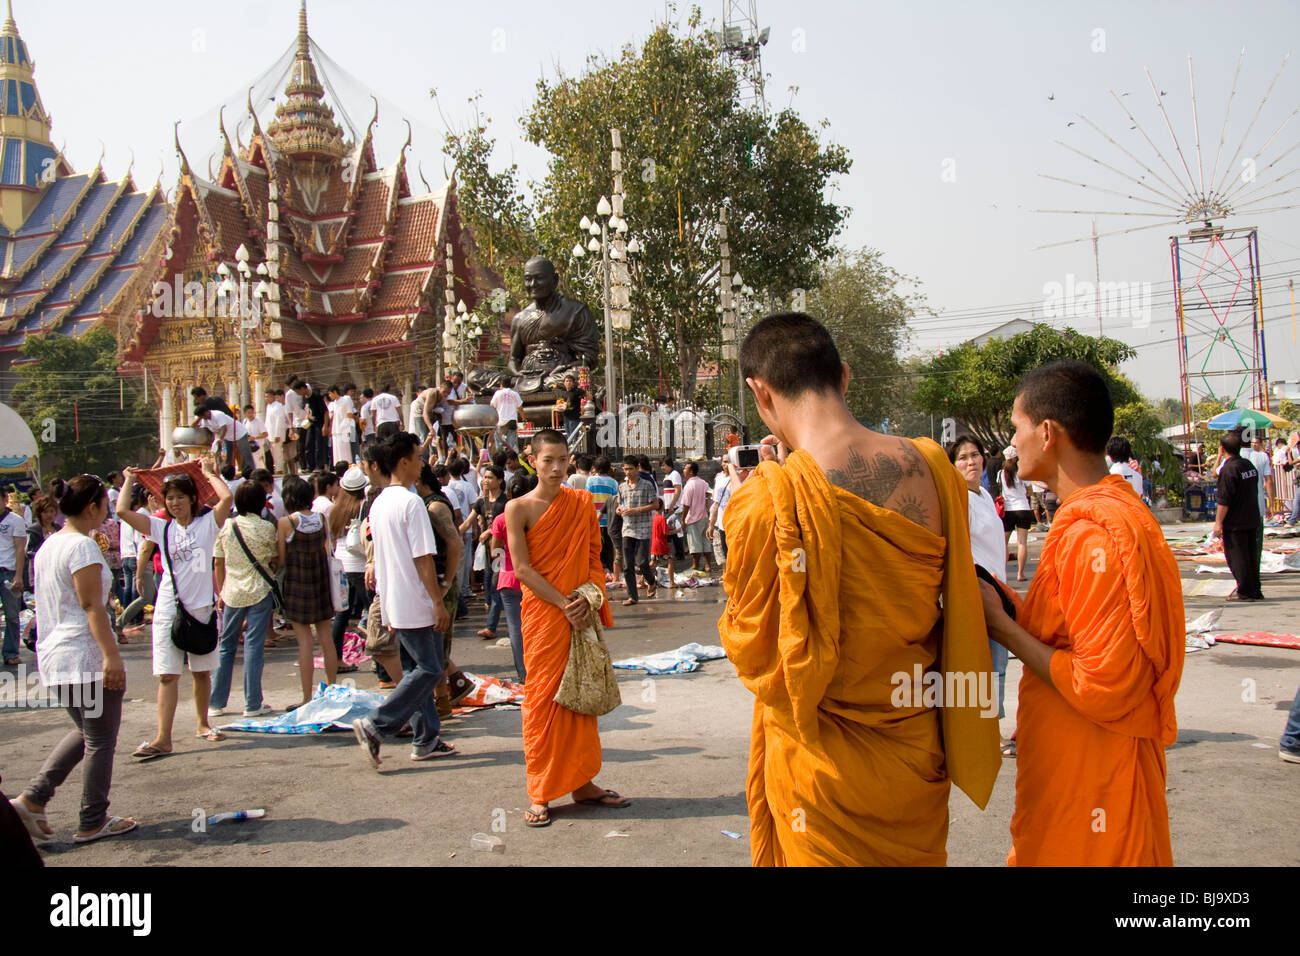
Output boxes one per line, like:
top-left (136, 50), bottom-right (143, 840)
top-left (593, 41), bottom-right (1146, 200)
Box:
top-left (468, 257), bottom-right (599, 397)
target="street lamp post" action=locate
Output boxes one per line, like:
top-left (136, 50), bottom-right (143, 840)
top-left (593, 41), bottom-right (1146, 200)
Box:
top-left (574, 210), bottom-right (638, 431)
top-left (218, 243), bottom-right (268, 411)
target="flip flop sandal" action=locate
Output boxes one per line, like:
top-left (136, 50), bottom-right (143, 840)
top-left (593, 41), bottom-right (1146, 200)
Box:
top-left (9, 798), bottom-right (53, 842)
top-left (575, 788), bottom-right (632, 808)
top-left (131, 742), bottom-right (171, 761)
top-left (74, 816), bottom-right (138, 844)
top-left (525, 806), bottom-right (551, 828)
top-left (196, 729), bottom-right (226, 741)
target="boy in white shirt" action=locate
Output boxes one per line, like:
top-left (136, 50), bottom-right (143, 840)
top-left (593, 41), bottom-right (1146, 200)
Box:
top-left (352, 431), bottom-right (456, 766)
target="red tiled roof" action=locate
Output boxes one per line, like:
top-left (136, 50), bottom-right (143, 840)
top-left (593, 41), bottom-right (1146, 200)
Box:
top-left (338, 315), bottom-right (408, 351)
top-left (371, 270), bottom-right (427, 315)
top-left (387, 197), bottom-right (439, 267)
top-left (351, 175), bottom-right (392, 241)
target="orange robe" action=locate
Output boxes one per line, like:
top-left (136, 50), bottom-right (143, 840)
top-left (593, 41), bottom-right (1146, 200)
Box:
top-left (1009, 475), bottom-right (1184, 866)
top-left (719, 442), bottom-right (1001, 866)
top-left (521, 486), bottom-right (615, 804)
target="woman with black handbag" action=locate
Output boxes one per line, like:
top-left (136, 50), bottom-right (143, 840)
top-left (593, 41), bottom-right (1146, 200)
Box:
top-left (117, 462), bottom-right (232, 760)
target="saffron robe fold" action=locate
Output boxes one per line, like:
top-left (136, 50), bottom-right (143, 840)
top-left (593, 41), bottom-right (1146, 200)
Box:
top-left (521, 486), bottom-right (615, 804)
top-left (1009, 475), bottom-right (1184, 866)
top-left (719, 441), bottom-right (1001, 866)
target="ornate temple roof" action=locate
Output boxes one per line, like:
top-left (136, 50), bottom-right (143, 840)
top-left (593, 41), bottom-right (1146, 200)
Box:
top-left (125, 1), bottom-right (480, 366)
top-left (0, 1), bottom-right (168, 355)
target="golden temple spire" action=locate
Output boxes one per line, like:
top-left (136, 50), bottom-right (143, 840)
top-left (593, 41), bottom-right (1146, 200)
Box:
top-left (0, 1), bottom-right (63, 230)
top-left (265, 0), bottom-right (347, 161)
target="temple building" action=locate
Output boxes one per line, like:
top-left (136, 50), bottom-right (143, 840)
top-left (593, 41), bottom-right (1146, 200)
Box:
top-left (122, 2), bottom-right (492, 446)
top-left (0, 1), bottom-right (169, 395)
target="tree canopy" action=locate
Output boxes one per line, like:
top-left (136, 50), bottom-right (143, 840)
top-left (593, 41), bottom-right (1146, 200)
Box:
top-left (806, 248), bottom-right (923, 427)
top-left (451, 10), bottom-right (851, 400)
top-left (910, 324), bottom-right (1139, 452)
top-left (10, 327), bottom-right (157, 477)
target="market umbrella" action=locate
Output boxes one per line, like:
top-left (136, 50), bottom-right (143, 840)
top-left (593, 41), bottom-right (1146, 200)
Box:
top-left (1205, 408), bottom-right (1290, 431)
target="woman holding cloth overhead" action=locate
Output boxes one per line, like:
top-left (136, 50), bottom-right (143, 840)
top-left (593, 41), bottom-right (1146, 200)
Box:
top-left (118, 462), bottom-right (233, 760)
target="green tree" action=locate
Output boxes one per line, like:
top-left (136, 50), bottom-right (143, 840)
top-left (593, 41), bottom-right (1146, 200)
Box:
top-left (1113, 400), bottom-right (1184, 502)
top-left (439, 92), bottom-right (538, 305)
top-left (11, 327), bottom-right (157, 477)
top-left (910, 324), bottom-right (1139, 452)
top-left (521, 9), bottom-right (850, 400)
top-left (806, 248), bottom-right (923, 427)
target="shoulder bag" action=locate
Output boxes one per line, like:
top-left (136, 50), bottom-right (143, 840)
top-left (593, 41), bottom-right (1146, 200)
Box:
top-left (555, 583), bottom-right (621, 716)
top-left (163, 518), bottom-right (219, 655)
top-left (230, 519), bottom-right (283, 610)
top-left (993, 471), bottom-right (1006, 519)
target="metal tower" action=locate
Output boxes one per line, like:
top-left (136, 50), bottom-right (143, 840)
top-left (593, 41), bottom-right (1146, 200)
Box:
top-left (717, 0), bottom-right (770, 115)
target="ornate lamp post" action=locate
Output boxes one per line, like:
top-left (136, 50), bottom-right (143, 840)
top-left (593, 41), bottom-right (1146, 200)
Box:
top-left (217, 242), bottom-right (269, 410)
top-left (454, 298), bottom-right (489, 376)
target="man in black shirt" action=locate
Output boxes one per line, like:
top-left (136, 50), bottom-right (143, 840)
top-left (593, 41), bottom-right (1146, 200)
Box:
top-left (561, 373), bottom-right (584, 440)
top-left (304, 383), bottom-right (329, 471)
top-left (1213, 431), bottom-right (1264, 601)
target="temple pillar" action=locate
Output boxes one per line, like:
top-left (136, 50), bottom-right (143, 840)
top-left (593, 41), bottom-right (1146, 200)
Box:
top-left (253, 373), bottom-right (264, 413)
top-left (161, 385), bottom-right (174, 457)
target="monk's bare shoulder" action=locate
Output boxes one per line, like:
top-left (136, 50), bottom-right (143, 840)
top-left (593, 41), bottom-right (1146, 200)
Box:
top-left (823, 436), bottom-right (941, 535)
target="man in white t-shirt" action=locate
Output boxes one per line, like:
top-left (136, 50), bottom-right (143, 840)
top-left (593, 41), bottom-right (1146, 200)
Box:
top-left (196, 406), bottom-right (253, 473)
top-left (370, 385), bottom-right (402, 426)
top-left (359, 388), bottom-right (376, 440)
top-left (0, 492), bottom-right (28, 664)
top-left (330, 385), bottom-right (357, 466)
top-left (265, 389), bottom-right (294, 476)
top-left (242, 404), bottom-right (268, 471)
top-left (1104, 436), bottom-right (1145, 500)
top-left (491, 378), bottom-right (523, 451)
top-left (352, 431), bottom-right (455, 766)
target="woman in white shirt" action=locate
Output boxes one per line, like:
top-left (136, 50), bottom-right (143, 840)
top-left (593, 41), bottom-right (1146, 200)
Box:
top-left (949, 435), bottom-right (1013, 753)
top-left (328, 468), bottom-right (370, 673)
top-left (997, 451), bottom-right (1033, 582)
top-left (117, 461), bottom-right (233, 759)
top-left (10, 475), bottom-right (137, 844)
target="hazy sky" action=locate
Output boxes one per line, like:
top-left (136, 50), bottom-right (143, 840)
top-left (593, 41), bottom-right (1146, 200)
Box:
top-left (22, 0), bottom-right (1300, 401)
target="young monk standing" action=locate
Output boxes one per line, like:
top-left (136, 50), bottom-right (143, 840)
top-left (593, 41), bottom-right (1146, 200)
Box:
top-left (720, 313), bottom-right (1000, 866)
top-left (979, 360), bottom-right (1184, 865)
top-left (505, 428), bottom-right (627, 827)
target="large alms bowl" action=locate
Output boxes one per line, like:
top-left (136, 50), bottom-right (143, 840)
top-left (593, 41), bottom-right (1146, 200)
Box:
top-left (172, 426), bottom-right (214, 450)
top-left (452, 403), bottom-right (499, 432)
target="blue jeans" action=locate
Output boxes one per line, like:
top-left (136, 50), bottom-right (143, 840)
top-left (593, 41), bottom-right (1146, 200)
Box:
top-left (121, 558), bottom-right (138, 609)
top-left (0, 568), bottom-right (21, 660)
top-left (369, 625), bottom-right (443, 748)
top-left (499, 587), bottom-right (524, 682)
top-left (210, 593), bottom-right (275, 710)
top-left (1281, 687), bottom-right (1300, 753)
top-left (484, 566), bottom-right (504, 632)
top-left (988, 638), bottom-right (1008, 720)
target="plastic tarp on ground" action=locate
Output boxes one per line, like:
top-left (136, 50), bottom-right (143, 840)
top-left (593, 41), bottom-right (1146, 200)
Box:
top-left (1194, 551), bottom-right (1300, 574)
top-left (612, 642), bottom-right (728, 675)
top-left (220, 674), bottom-right (526, 734)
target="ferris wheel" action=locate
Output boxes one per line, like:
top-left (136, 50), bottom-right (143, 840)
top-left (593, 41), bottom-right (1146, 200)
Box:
top-left (1038, 51), bottom-right (1300, 443)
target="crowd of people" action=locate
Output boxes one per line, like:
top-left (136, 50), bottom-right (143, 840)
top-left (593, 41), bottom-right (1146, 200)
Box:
top-left (5, 323), bottom-right (1298, 865)
top-left (1, 355), bottom-right (757, 849)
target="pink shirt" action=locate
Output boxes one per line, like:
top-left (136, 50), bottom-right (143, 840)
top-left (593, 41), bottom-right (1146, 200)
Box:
top-left (490, 512), bottom-right (519, 590)
top-left (680, 475), bottom-right (709, 524)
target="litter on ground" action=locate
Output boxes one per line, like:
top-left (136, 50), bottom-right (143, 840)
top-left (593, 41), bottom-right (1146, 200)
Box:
top-left (612, 642), bottom-right (727, 675)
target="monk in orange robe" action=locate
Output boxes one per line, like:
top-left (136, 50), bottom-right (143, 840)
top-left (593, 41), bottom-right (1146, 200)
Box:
top-left (506, 428), bottom-right (624, 828)
top-left (719, 313), bottom-right (1001, 866)
top-left (979, 360), bottom-right (1184, 866)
